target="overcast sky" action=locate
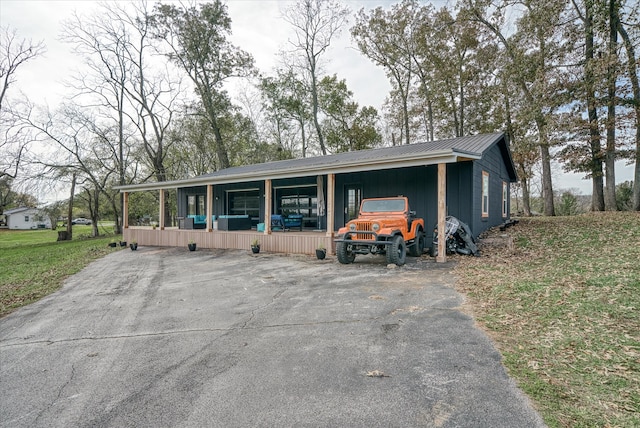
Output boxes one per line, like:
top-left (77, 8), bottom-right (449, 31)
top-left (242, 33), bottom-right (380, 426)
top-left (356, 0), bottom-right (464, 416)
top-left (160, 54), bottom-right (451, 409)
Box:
top-left (1, 0), bottom-right (634, 196)
top-left (2, 0), bottom-right (399, 110)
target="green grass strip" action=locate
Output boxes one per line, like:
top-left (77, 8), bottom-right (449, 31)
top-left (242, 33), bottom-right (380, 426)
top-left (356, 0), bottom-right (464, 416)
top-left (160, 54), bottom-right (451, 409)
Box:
top-left (0, 227), bottom-right (122, 317)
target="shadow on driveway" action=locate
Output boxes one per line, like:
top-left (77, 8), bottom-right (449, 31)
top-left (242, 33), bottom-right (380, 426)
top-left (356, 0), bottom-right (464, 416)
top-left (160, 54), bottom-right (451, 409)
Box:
top-left (0, 247), bottom-right (545, 427)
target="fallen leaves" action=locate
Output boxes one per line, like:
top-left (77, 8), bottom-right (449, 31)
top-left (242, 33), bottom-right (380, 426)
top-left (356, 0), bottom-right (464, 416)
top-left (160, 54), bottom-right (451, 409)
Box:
top-left (453, 212), bottom-right (640, 427)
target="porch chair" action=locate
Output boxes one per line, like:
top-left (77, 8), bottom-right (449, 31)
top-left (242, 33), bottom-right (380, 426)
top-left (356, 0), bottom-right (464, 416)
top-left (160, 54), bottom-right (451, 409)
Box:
top-left (271, 214), bottom-right (286, 232)
top-left (284, 214), bottom-right (304, 231)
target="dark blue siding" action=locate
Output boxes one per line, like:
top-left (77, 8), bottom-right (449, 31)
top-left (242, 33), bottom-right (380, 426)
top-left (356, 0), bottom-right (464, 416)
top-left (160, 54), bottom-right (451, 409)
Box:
top-left (334, 166), bottom-right (435, 231)
top-left (471, 144), bottom-right (512, 235)
top-left (176, 139), bottom-right (514, 240)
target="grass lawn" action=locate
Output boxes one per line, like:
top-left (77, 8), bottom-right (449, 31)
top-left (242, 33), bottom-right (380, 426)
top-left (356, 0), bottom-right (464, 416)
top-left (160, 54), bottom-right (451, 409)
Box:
top-left (455, 212), bottom-right (640, 428)
top-left (0, 226), bottom-right (122, 317)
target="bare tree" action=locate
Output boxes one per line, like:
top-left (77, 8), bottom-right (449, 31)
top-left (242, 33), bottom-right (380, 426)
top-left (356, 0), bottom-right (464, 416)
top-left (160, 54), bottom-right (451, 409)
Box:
top-left (63, 2), bottom-right (180, 182)
top-left (0, 26), bottom-right (45, 180)
top-left (283, 0), bottom-right (349, 155)
top-left (62, 2), bottom-right (181, 230)
top-left (61, 9), bottom-right (130, 232)
top-left (20, 102), bottom-right (126, 237)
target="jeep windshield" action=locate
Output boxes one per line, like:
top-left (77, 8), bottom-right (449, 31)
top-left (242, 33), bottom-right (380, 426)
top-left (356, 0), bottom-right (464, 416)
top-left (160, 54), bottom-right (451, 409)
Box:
top-left (360, 199), bottom-right (406, 213)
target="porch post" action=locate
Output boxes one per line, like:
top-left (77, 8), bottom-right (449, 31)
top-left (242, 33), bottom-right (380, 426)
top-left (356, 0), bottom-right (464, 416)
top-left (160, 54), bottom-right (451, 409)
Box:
top-left (206, 184), bottom-right (213, 231)
top-left (264, 179), bottom-right (272, 234)
top-left (123, 192), bottom-right (129, 229)
top-left (159, 189), bottom-right (165, 230)
top-left (326, 173), bottom-right (335, 237)
top-left (437, 163), bottom-right (446, 263)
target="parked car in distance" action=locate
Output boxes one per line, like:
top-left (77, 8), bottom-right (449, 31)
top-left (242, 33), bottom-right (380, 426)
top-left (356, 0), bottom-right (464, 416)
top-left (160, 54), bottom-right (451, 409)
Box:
top-left (71, 218), bottom-right (92, 225)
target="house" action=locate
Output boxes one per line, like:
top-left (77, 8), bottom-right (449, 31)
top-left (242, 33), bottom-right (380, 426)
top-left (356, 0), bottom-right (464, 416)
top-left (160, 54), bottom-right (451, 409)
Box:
top-left (117, 132), bottom-right (517, 262)
top-left (4, 207), bottom-right (52, 230)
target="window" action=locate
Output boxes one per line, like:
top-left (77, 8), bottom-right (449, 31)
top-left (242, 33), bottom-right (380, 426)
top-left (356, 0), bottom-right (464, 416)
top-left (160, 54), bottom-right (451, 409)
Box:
top-left (346, 187), bottom-right (362, 221)
top-left (227, 190), bottom-right (260, 218)
top-left (187, 195), bottom-right (206, 216)
top-left (361, 198), bottom-right (405, 213)
top-left (280, 194), bottom-right (317, 217)
top-left (187, 195), bottom-right (196, 215)
top-left (502, 181), bottom-right (508, 218)
top-left (24, 215), bottom-right (30, 222)
top-left (274, 185), bottom-right (318, 228)
top-left (482, 171), bottom-right (489, 218)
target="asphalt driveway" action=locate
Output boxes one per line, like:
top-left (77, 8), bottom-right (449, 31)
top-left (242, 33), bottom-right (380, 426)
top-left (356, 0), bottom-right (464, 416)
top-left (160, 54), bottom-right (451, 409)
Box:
top-left (0, 247), bottom-right (545, 427)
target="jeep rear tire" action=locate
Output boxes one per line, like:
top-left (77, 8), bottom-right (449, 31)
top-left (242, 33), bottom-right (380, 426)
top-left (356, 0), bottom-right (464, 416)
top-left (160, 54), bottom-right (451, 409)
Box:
top-left (408, 228), bottom-right (424, 257)
top-left (337, 240), bottom-right (355, 264)
top-left (386, 235), bottom-right (406, 266)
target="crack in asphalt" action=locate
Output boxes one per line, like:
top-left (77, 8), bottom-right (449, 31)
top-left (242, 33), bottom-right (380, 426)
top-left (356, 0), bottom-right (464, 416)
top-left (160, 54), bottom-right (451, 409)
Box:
top-left (240, 287), bottom-right (287, 329)
top-left (34, 362), bottom-right (76, 425)
top-left (0, 316), bottom-right (387, 349)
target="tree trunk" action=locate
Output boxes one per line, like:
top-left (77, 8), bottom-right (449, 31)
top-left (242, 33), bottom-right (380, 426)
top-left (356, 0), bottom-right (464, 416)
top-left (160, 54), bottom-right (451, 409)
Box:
top-left (448, 86), bottom-right (460, 137)
top-left (310, 68), bottom-right (327, 155)
top-left (201, 85), bottom-right (230, 169)
top-left (402, 81), bottom-right (411, 145)
top-left (604, 0), bottom-right (618, 210)
top-left (584, 0), bottom-right (605, 211)
top-left (503, 76), bottom-right (530, 215)
top-left (458, 66), bottom-right (464, 137)
top-left (300, 119), bottom-right (307, 158)
top-left (66, 173), bottom-right (76, 241)
top-left (617, 18), bottom-right (640, 211)
top-left (427, 98), bottom-right (434, 142)
top-left (111, 197), bottom-right (121, 235)
top-left (90, 187), bottom-right (99, 237)
top-left (535, 114), bottom-right (555, 216)
top-left (211, 118), bottom-right (230, 170)
top-left (521, 175), bottom-right (532, 217)
top-left (540, 143), bottom-right (555, 216)
top-left (635, 136), bottom-right (640, 211)
top-left (469, 8), bottom-right (553, 215)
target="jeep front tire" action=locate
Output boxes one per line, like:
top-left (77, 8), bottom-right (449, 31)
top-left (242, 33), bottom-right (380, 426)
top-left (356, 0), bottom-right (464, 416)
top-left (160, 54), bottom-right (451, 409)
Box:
top-left (386, 235), bottom-right (406, 266)
top-left (337, 240), bottom-right (355, 264)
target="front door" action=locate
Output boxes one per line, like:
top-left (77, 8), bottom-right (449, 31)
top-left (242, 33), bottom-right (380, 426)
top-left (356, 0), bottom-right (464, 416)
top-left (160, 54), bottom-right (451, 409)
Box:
top-left (344, 185), bottom-right (362, 224)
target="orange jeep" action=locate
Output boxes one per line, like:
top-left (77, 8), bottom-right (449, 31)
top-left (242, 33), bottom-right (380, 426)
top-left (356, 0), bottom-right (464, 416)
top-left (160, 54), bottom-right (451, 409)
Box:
top-left (334, 196), bottom-right (425, 266)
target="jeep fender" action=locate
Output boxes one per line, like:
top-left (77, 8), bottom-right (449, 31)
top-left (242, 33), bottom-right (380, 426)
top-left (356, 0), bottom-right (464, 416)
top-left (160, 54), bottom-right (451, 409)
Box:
top-left (384, 230), bottom-right (403, 241)
top-left (409, 220), bottom-right (425, 237)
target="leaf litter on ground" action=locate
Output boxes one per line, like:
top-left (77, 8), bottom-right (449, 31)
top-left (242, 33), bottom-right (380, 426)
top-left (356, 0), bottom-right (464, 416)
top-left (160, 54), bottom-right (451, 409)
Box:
top-left (453, 212), bottom-right (640, 428)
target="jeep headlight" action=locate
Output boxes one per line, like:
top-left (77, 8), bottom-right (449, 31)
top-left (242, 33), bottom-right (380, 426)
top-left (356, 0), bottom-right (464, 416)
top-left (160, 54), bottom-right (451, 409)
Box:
top-left (372, 222), bottom-right (380, 232)
top-left (349, 223), bottom-right (356, 232)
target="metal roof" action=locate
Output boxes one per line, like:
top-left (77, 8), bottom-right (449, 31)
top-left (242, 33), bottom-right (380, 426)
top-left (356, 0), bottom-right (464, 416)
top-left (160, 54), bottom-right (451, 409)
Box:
top-left (3, 207), bottom-right (34, 215)
top-left (117, 132), bottom-right (515, 192)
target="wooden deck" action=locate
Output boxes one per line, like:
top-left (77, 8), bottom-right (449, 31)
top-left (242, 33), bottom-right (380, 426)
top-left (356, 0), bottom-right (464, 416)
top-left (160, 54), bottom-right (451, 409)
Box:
top-left (123, 227), bottom-right (335, 255)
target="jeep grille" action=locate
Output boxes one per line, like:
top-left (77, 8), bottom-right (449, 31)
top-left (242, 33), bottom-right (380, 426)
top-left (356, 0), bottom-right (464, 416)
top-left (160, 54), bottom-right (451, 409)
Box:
top-left (354, 221), bottom-right (374, 240)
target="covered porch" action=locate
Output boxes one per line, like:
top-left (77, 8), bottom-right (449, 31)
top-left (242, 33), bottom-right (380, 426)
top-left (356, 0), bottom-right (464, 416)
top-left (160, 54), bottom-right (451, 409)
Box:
top-left (124, 227), bottom-right (334, 256)
top-left (122, 173), bottom-right (338, 256)
top-left (120, 164), bottom-right (449, 260)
